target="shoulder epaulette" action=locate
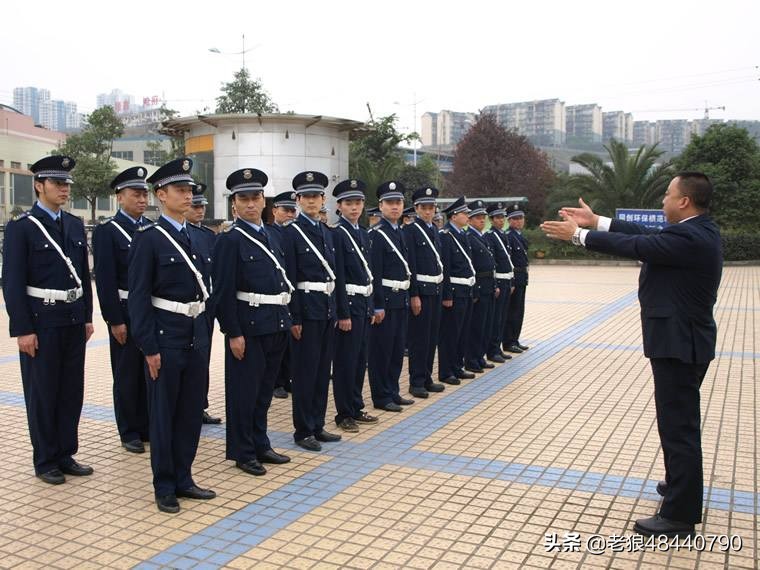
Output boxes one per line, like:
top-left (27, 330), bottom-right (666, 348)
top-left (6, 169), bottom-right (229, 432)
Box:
top-left (14, 211), bottom-right (31, 221)
top-left (138, 222), bottom-right (157, 232)
top-left (440, 228), bottom-right (450, 234)
top-left (200, 225), bottom-right (215, 234)
top-left (99, 216), bottom-right (115, 224)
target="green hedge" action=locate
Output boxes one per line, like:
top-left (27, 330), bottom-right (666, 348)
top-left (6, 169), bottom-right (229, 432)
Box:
top-left (523, 228), bottom-right (759, 262)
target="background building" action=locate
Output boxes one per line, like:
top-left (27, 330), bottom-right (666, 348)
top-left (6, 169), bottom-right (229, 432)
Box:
top-left (420, 112), bottom-right (438, 147)
top-left (12, 86), bottom-right (81, 131)
top-left (565, 104), bottom-right (602, 146)
top-left (602, 111), bottom-right (634, 144)
top-left (655, 120), bottom-right (692, 153)
top-left (632, 121), bottom-right (656, 147)
top-left (482, 99), bottom-right (566, 147)
top-left (161, 113), bottom-right (366, 222)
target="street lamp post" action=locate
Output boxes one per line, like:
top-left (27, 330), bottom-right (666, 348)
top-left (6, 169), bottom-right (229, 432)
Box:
top-left (394, 92), bottom-right (425, 166)
top-left (208, 34), bottom-right (259, 70)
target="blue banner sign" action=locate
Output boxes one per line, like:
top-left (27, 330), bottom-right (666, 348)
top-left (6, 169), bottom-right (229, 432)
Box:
top-left (614, 208), bottom-right (668, 229)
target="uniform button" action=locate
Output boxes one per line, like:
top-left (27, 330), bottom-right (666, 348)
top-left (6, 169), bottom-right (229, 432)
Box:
top-left (44, 244), bottom-right (49, 248)
top-left (159, 330), bottom-right (164, 334)
top-left (196, 294), bottom-right (200, 300)
top-left (250, 321), bottom-right (254, 325)
top-left (208, 258), bottom-right (211, 262)
top-left (170, 257), bottom-right (175, 262)
top-left (192, 254), bottom-right (197, 259)
top-left (250, 256), bottom-right (254, 260)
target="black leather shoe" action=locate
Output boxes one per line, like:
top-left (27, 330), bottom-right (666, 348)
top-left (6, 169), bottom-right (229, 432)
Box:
top-left (38, 468), bottom-right (65, 485)
top-left (396, 397), bottom-right (415, 406)
top-left (315, 430), bottom-right (342, 442)
top-left (464, 366), bottom-right (484, 373)
top-left (257, 449), bottom-right (291, 464)
top-left (481, 362), bottom-right (495, 369)
top-left (202, 411), bottom-right (222, 424)
top-left (517, 343), bottom-right (529, 351)
top-left (487, 354), bottom-right (506, 363)
top-left (633, 514), bottom-right (694, 538)
top-left (455, 370), bottom-right (475, 379)
top-left (376, 402), bottom-right (403, 412)
top-left (410, 388), bottom-right (429, 398)
top-left (338, 418), bottom-right (359, 432)
top-left (425, 382), bottom-right (445, 392)
top-left (176, 485), bottom-right (216, 500)
top-left (296, 436), bottom-right (322, 451)
top-left (353, 411), bottom-right (379, 423)
top-left (273, 387), bottom-right (288, 399)
top-left (440, 376), bottom-right (461, 385)
top-left (499, 352), bottom-right (513, 360)
top-left (656, 480), bottom-right (668, 497)
top-left (504, 344), bottom-right (523, 354)
top-left (156, 494), bottom-right (180, 514)
top-left (236, 459), bottom-right (266, 476)
top-left (59, 460), bottom-right (93, 476)
top-left (123, 440), bottom-right (145, 454)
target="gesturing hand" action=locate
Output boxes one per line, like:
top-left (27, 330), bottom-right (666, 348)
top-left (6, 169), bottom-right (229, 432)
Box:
top-left (559, 197), bottom-right (598, 228)
top-left (540, 218), bottom-right (579, 242)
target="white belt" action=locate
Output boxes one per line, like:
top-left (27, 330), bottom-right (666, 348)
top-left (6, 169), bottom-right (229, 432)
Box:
top-left (151, 296), bottom-right (206, 318)
top-left (416, 273), bottom-right (444, 284)
top-left (495, 272), bottom-right (514, 280)
top-left (296, 281), bottom-right (336, 294)
top-left (346, 283), bottom-right (373, 297)
top-left (381, 278), bottom-right (410, 291)
top-left (236, 291), bottom-right (291, 306)
top-left (450, 276), bottom-right (476, 287)
top-left (26, 286), bottom-right (83, 304)
top-left (118, 289), bottom-right (129, 300)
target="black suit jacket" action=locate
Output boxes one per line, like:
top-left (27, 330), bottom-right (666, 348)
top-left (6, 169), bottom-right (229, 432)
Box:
top-left (585, 215), bottom-right (723, 364)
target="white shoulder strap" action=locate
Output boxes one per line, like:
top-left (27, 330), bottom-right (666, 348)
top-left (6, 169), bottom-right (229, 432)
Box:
top-left (234, 227), bottom-right (294, 293)
top-left (374, 228), bottom-right (411, 278)
top-left (154, 225), bottom-right (210, 301)
top-left (413, 223), bottom-right (443, 273)
top-left (27, 215), bottom-right (82, 287)
top-left (110, 219), bottom-right (132, 243)
top-left (290, 223), bottom-right (336, 280)
top-left (338, 225), bottom-right (373, 282)
top-left (448, 231), bottom-right (476, 277)
top-left (491, 229), bottom-right (514, 266)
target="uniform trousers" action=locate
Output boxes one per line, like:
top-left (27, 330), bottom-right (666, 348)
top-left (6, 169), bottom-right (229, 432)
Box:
top-left (20, 324), bottom-right (85, 474)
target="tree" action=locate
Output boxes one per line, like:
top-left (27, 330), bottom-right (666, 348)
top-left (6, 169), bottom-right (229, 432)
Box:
top-left (147, 104), bottom-right (185, 165)
top-left (550, 139), bottom-right (673, 216)
top-left (396, 154), bottom-right (442, 192)
top-left (56, 106), bottom-right (124, 223)
top-left (675, 124), bottom-right (760, 231)
top-left (215, 67), bottom-right (278, 114)
top-left (449, 113), bottom-right (555, 225)
top-left (349, 114), bottom-right (416, 210)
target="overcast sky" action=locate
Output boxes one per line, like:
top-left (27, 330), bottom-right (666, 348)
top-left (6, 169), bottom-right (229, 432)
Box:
top-left (2, 0), bottom-right (758, 132)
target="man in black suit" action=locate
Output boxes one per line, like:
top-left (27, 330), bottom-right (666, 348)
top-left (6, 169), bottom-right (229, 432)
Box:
top-left (541, 172), bottom-right (723, 538)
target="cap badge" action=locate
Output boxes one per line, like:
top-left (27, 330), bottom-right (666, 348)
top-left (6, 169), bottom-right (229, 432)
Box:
top-left (389, 182), bottom-right (396, 191)
top-left (498, 202), bottom-right (502, 208)
top-left (306, 172), bottom-right (314, 182)
top-left (425, 188), bottom-right (432, 196)
top-left (137, 168), bottom-right (145, 177)
top-left (290, 192), bottom-right (296, 199)
top-left (350, 180), bottom-right (357, 189)
top-left (243, 169), bottom-right (252, 180)
top-left (62, 158), bottom-right (70, 168)
top-left (182, 159), bottom-right (190, 171)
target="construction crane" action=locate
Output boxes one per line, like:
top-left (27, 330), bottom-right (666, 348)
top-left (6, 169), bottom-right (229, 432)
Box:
top-left (633, 103), bottom-right (726, 119)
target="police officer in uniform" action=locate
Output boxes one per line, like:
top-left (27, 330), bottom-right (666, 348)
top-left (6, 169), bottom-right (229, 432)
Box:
top-left (402, 206), bottom-right (416, 225)
top-left (368, 181), bottom-right (414, 412)
top-left (129, 157), bottom-right (216, 513)
top-left (282, 171), bottom-right (342, 451)
top-left (214, 168), bottom-right (293, 475)
top-left (2, 155), bottom-right (94, 484)
top-left (331, 179), bottom-right (379, 432)
top-left (437, 197), bottom-right (476, 385)
top-left (268, 190), bottom-right (297, 399)
top-left (402, 187), bottom-right (445, 399)
top-left (92, 166), bottom-right (150, 453)
top-left (366, 206), bottom-right (381, 230)
top-left (503, 204), bottom-right (530, 353)
top-left (464, 200), bottom-right (499, 373)
top-left (484, 202), bottom-right (515, 363)
top-left (186, 183), bottom-right (222, 424)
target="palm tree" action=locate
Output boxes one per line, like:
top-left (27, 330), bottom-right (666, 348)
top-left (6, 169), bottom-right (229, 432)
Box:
top-left (548, 140), bottom-right (674, 216)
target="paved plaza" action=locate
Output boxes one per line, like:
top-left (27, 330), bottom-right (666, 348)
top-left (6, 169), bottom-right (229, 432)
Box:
top-left (0, 265), bottom-right (757, 569)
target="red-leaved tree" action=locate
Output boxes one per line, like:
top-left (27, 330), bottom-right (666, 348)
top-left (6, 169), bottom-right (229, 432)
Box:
top-left (449, 113), bottom-right (555, 225)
